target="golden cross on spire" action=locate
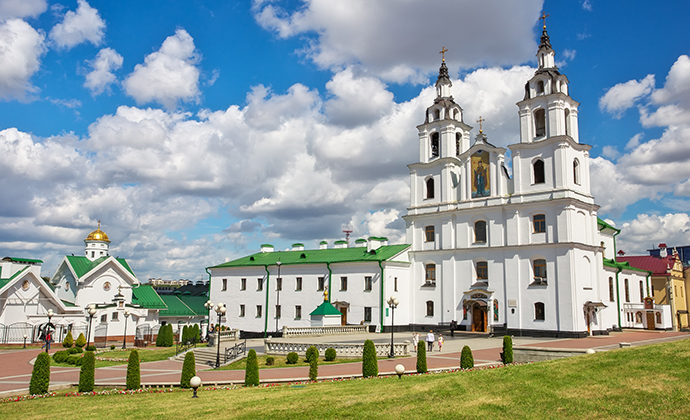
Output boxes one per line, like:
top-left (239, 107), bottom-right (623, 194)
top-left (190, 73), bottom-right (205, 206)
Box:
top-left (439, 46), bottom-right (448, 62)
top-left (97, 220), bottom-right (101, 229)
top-left (477, 116), bottom-right (485, 133)
top-left (540, 12), bottom-right (549, 29)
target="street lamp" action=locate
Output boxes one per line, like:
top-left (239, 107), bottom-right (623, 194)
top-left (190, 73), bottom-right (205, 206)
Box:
top-left (214, 303), bottom-right (226, 368)
top-left (45, 309), bottom-right (54, 353)
top-left (190, 376), bottom-right (201, 398)
top-left (122, 310), bottom-right (131, 349)
top-left (204, 300), bottom-right (213, 341)
top-left (23, 334), bottom-right (27, 349)
top-left (86, 304), bottom-right (97, 348)
top-left (387, 296), bottom-right (399, 358)
top-left (275, 261), bottom-right (282, 334)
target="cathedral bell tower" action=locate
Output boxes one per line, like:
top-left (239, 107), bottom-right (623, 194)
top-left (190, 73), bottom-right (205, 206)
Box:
top-left (84, 221), bottom-right (110, 261)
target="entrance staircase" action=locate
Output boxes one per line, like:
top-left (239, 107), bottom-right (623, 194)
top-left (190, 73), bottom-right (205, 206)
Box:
top-left (174, 342), bottom-right (246, 367)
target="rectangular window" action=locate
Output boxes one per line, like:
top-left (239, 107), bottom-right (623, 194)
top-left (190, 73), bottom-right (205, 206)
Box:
top-left (100, 314), bottom-right (107, 322)
top-left (257, 278), bottom-right (263, 291)
top-left (317, 277), bottom-right (325, 291)
top-left (239, 304), bottom-right (245, 317)
top-left (625, 279), bottom-right (630, 302)
top-left (474, 221), bottom-right (487, 243)
top-left (426, 301), bottom-right (434, 317)
top-left (221, 278), bottom-right (227, 291)
top-left (275, 305), bottom-right (281, 319)
top-left (533, 214), bottom-right (546, 233)
top-left (425, 225), bottom-right (435, 242)
top-left (340, 276), bottom-right (348, 291)
top-left (276, 277), bottom-right (282, 291)
top-left (394, 277), bottom-right (398, 292)
top-left (256, 305), bottom-right (262, 318)
top-left (534, 259), bottom-right (547, 279)
top-left (476, 261), bottom-right (488, 280)
top-left (112, 312), bottom-right (118, 321)
top-left (296, 277), bottom-right (302, 291)
top-left (639, 281), bottom-right (644, 302)
top-left (240, 278), bottom-right (246, 291)
top-left (364, 276), bottom-right (373, 291)
top-left (609, 278), bottom-right (615, 302)
top-left (295, 305), bottom-right (302, 320)
top-left (535, 302), bottom-right (545, 320)
top-left (425, 264), bottom-right (436, 285)
top-left (364, 307), bottom-right (372, 322)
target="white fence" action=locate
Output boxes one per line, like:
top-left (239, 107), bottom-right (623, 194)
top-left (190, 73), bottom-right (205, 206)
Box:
top-left (281, 325), bottom-right (368, 337)
top-left (264, 338), bottom-right (410, 358)
top-left (207, 329), bottom-right (239, 346)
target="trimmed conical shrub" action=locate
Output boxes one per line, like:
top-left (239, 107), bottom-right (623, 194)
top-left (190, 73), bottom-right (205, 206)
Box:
top-left (362, 340), bottom-right (378, 378)
top-left (244, 349), bottom-right (259, 386)
top-left (193, 324), bottom-right (200, 344)
top-left (416, 340), bottom-right (427, 373)
top-left (181, 325), bottom-right (189, 344)
top-left (78, 351), bottom-right (95, 392)
top-left (155, 325), bottom-right (163, 347)
top-left (460, 345), bottom-right (474, 369)
top-left (75, 333), bottom-right (86, 348)
top-left (126, 349), bottom-right (140, 390)
top-left (180, 351), bottom-right (196, 388)
top-left (501, 335), bottom-right (513, 364)
top-left (29, 352), bottom-right (51, 395)
top-left (307, 346), bottom-right (318, 381)
top-left (62, 331), bottom-right (74, 348)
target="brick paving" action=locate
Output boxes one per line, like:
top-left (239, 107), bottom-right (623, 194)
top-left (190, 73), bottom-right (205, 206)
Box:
top-left (0, 330), bottom-right (686, 397)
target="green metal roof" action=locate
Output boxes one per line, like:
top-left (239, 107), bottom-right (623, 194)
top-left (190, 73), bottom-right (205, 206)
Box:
top-left (3, 257), bottom-right (43, 264)
top-left (61, 299), bottom-right (77, 307)
top-left (309, 300), bottom-right (342, 316)
top-left (0, 267), bottom-right (30, 290)
top-left (597, 218), bottom-right (620, 233)
top-left (65, 255), bottom-right (136, 279)
top-left (131, 284), bottom-right (167, 309)
top-left (603, 257), bottom-right (650, 274)
top-left (209, 244), bottom-right (410, 269)
top-left (159, 295), bottom-right (195, 316)
top-left (178, 295), bottom-right (209, 315)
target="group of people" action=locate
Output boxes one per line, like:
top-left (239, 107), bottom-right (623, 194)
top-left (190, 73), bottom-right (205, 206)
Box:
top-left (412, 330), bottom-right (444, 352)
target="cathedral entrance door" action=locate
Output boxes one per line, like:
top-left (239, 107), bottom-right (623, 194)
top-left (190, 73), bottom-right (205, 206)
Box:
top-left (646, 312), bottom-right (655, 330)
top-left (339, 307), bottom-right (347, 326)
top-left (471, 304), bottom-right (486, 332)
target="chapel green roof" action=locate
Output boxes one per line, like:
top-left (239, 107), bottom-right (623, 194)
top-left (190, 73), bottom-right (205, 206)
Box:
top-left (159, 294), bottom-right (196, 316)
top-left (0, 267), bottom-right (31, 290)
top-left (178, 295), bottom-right (209, 315)
top-left (597, 218), bottom-right (620, 233)
top-left (66, 255), bottom-right (136, 279)
top-left (209, 244), bottom-right (410, 269)
top-left (309, 300), bottom-right (342, 316)
top-left (3, 257), bottom-right (43, 264)
top-left (603, 257), bottom-right (650, 274)
top-left (131, 284), bottom-right (167, 309)
top-left (61, 299), bottom-right (77, 307)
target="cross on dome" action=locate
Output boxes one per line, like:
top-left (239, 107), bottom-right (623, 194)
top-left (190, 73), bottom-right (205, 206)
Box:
top-left (439, 46), bottom-right (448, 62)
top-left (477, 116), bottom-right (485, 133)
top-left (540, 12), bottom-right (549, 29)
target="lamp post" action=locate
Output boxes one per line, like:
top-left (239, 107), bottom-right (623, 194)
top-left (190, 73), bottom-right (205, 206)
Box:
top-left (190, 376), bottom-right (202, 398)
top-left (387, 296), bottom-right (399, 358)
top-left (275, 261), bottom-right (281, 334)
top-left (122, 310), bottom-right (131, 349)
top-left (45, 309), bottom-right (54, 353)
top-left (214, 303), bottom-right (226, 368)
top-left (23, 334), bottom-right (27, 349)
top-left (86, 304), bottom-right (97, 348)
top-left (204, 300), bottom-right (213, 340)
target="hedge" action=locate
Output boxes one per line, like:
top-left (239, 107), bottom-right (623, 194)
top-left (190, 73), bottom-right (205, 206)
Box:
top-left (78, 352), bottom-right (95, 392)
top-left (416, 340), bottom-right (427, 373)
top-left (245, 349), bottom-right (259, 386)
top-left (52, 350), bottom-right (69, 364)
top-left (180, 351), bottom-right (196, 388)
top-left (126, 349), bottom-right (140, 390)
top-left (29, 352), bottom-right (50, 395)
top-left (460, 346), bottom-right (474, 369)
top-left (362, 340), bottom-right (378, 378)
top-left (62, 331), bottom-right (74, 348)
top-left (67, 354), bottom-right (83, 366)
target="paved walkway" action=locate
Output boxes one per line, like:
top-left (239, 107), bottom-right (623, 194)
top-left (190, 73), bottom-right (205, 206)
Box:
top-left (0, 330), bottom-right (687, 397)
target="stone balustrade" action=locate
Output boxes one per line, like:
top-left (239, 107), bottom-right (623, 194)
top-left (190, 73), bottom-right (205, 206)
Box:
top-left (207, 329), bottom-right (239, 346)
top-left (281, 325), bottom-right (369, 337)
top-left (264, 338), bottom-right (410, 358)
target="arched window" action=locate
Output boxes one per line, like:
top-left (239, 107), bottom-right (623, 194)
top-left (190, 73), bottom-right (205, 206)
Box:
top-left (639, 281), bottom-right (644, 301)
top-left (454, 109), bottom-right (459, 120)
top-left (533, 159), bottom-right (545, 184)
top-left (536, 80), bottom-right (544, 95)
top-left (533, 214), bottom-right (546, 233)
top-left (533, 259), bottom-right (547, 281)
top-left (425, 264), bottom-right (436, 285)
top-left (476, 261), bottom-right (488, 281)
top-left (624, 278), bottom-right (630, 302)
top-left (431, 132), bottom-right (439, 158)
top-left (456, 132), bottom-right (461, 156)
top-left (534, 109), bottom-right (546, 137)
top-left (573, 159), bottom-right (580, 185)
top-left (655, 312), bottom-right (661, 324)
top-left (426, 178), bottom-right (435, 199)
top-left (426, 301), bottom-right (434, 316)
top-left (474, 221), bottom-right (487, 243)
top-left (425, 225), bottom-right (435, 242)
top-left (535, 302), bottom-right (545, 320)
top-left (609, 277), bottom-right (615, 302)
top-left (564, 109), bottom-right (570, 137)
top-left (434, 109), bottom-right (440, 121)
top-left (635, 312), bottom-right (642, 324)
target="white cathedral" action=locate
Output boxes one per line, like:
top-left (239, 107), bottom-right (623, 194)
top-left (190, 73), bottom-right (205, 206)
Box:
top-left (209, 26), bottom-right (671, 338)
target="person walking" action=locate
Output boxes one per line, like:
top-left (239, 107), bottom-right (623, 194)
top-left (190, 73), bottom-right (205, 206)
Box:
top-left (412, 332), bottom-right (419, 352)
top-left (438, 334), bottom-right (444, 351)
top-left (426, 330), bottom-right (435, 352)
top-left (41, 330), bottom-right (52, 351)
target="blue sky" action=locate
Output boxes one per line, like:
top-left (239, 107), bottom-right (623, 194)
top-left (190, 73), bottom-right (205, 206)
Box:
top-left (1, 0), bottom-right (690, 280)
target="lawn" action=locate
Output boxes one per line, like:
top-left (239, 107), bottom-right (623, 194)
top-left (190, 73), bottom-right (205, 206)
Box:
top-left (216, 354), bottom-right (366, 370)
top-left (3, 338), bottom-right (689, 419)
top-left (50, 347), bottom-right (180, 368)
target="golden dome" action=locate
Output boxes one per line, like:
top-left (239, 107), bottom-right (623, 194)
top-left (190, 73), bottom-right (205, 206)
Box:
top-left (85, 220), bottom-right (111, 243)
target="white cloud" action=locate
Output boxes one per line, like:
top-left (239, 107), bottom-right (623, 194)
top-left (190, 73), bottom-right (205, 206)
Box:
top-left (48, 0), bottom-right (105, 49)
top-left (640, 55), bottom-right (690, 127)
top-left (0, 18), bottom-right (46, 100)
top-left (122, 29), bottom-right (201, 109)
top-left (601, 145), bottom-right (619, 159)
top-left (324, 67), bottom-right (394, 127)
top-left (617, 213), bottom-right (690, 255)
top-left (616, 126), bottom-right (690, 185)
top-left (625, 133), bottom-right (643, 150)
top-left (84, 47), bottom-right (123, 95)
top-left (0, 0), bottom-right (47, 20)
top-left (599, 74), bottom-right (655, 118)
top-left (252, 0), bottom-right (542, 82)
top-left (582, 0), bottom-right (593, 11)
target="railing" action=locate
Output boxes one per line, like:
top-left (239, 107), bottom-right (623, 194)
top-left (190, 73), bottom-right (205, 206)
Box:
top-left (264, 338), bottom-right (410, 358)
top-left (224, 340), bottom-right (247, 364)
top-left (176, 340), bottom-right (196, 356)
top-left (281, 325), bottom-right (368, 337)
top-left (207, 329), bottom-right (239, 346)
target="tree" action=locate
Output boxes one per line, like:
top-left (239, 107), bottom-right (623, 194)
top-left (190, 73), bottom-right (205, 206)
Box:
top-left (182, 325), bottom-right (189, 344)
top-left (180, 351), bottom-right (196, 388)
top-left (62, 331), bottom-right (74, 348)
top-left (29, 352), bottom-right (50, 395)
top-left (461, 346), bottom-right (474, 369)
top-left (416, 341), bottom-right (427, 373)
top-left (78, 351), bottom-right (95, 392)
top-left (244, 349), bottom-right (259, 386)
top-left (193, 324), bottom-right (200, 344)
top-left (75, 332), bottom-right (87, 348)
top-left (126, 349), bottom-right (140, 390)
top-left (362, 340), bottom-right (378, 378)
top-left (305, 345), bottom-right (318, 363)
top-left (501, 335), bottom-right (513, 364)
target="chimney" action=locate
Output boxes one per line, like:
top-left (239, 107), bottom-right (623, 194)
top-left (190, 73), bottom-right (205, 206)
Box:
top-left (319, 241), bottom-right (328, 250)
top-left (334, 240), bottom-right (348, 249)
top-left (354, 239), bottom-right (367, 248)
top-left (260, 244), bottom-right (274, 253)
top-left (367, 237), bottom-right (382, 252)
top-left (659, 244), bottom-right (668, 258)
top-left (291, 243), bottom-right (304, 251)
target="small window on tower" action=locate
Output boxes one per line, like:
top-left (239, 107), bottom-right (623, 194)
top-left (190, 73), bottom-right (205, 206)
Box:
top-left (533, 214), bottom-right (546, 233)
top-left (456, 132), bottom-right (461, 156)
top-left (534, 109), bottom-right (546, 137)
top-left (533, 159), bottom-right (545, 184)
top-left (474, 221), bottom-right (487, 243)
top-left (431, 132), bottom-right (439, 158)
top-left (425, 225), bottom-right (435, 242)
top-left (536, 80), bottom-right (545, 95)
top-left (573, 159), bottom-right (580, 185)
top-left (426, 178), bottom-right (435, 199)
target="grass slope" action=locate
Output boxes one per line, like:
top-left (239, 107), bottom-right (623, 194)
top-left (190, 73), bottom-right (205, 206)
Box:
top-left (2, 338), bottom-right (689, 419)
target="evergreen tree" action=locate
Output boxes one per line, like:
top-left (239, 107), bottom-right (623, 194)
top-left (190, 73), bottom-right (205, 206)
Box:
top-left (501, 335), bottom-right (513, 364)
top-left (78, 351), bottom-right (95, 392)
top-left (75, 332), bottom-right (87, 348)
top-left (362, 340), bottom-right (378, 378)
top-left (244, 349), bottom-right (259, 386)
top-left (309, 347), bottom-right (318, 381)
top-left (180, 351), bottom-right (196, 388)
top-left (166, 324), bottom-right (175, 346)
top-left (305, 345), bottom-right (318, 363)
top-left (416, 341), bottom-right (427, 373)
top-left (460, 346), bottom-right (474, 369)
top-left (126, 349), bottom-right (141, 390)
top-left (29, 352), bottom-right (51, 395)
top-left (155, 324), bottom-right (163, 347)
top-left (193, 324), bottom-right (200, 344)
top-left (182, 325), bottom-right (189, 344)
top-left (62, 331), bottom-right (74, 348)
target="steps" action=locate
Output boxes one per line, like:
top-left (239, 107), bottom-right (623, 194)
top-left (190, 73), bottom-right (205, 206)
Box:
top-left (174, 345), bottom-right (246, 367)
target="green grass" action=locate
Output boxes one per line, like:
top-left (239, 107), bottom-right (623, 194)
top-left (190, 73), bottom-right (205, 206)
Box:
top-left (3, 338), bottom-right (689, 419)
top-left (216, 354), bottom-right (364, 370)
top-left (51, 347), bottom-right (179, 368)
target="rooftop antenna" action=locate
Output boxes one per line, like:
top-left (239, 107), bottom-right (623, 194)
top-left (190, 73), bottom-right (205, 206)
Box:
top-left (342, 222), bottom-right (354, 244)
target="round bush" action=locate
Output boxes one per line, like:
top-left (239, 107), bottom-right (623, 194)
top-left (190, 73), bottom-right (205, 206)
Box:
top-left (324, 348), bottom-right (336, 361)
top-left (86, 345), bottom-right (97, 352)
top-left (62, 331), bottom-right (74, 348)
top-left (67, 354), bottom-right (83, 366)
top-left (78, 352), bottom-right (95, 392)
top-left (460, 345), bottom-right (474, 369)
top-left (286, 352), bottom-right (299, 364)
top-left (29, 352), bottom-right (50, 395)
top-left (265, 356), bottom-right (275, 366)
top-left (416, 340), bottom-right (427, 373)
top-left (362, 340), bottom-right (378, 378)
top-left (68, 347), bottom-right (80, 354)
top-left (305, 346), bottom-right (318, 363)
top-left (180, 351), bottom-right (196, 388)
top-left (53, 350), bottom-right (69, 364)
top-left (110, 344), bottom-right (116, 350)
